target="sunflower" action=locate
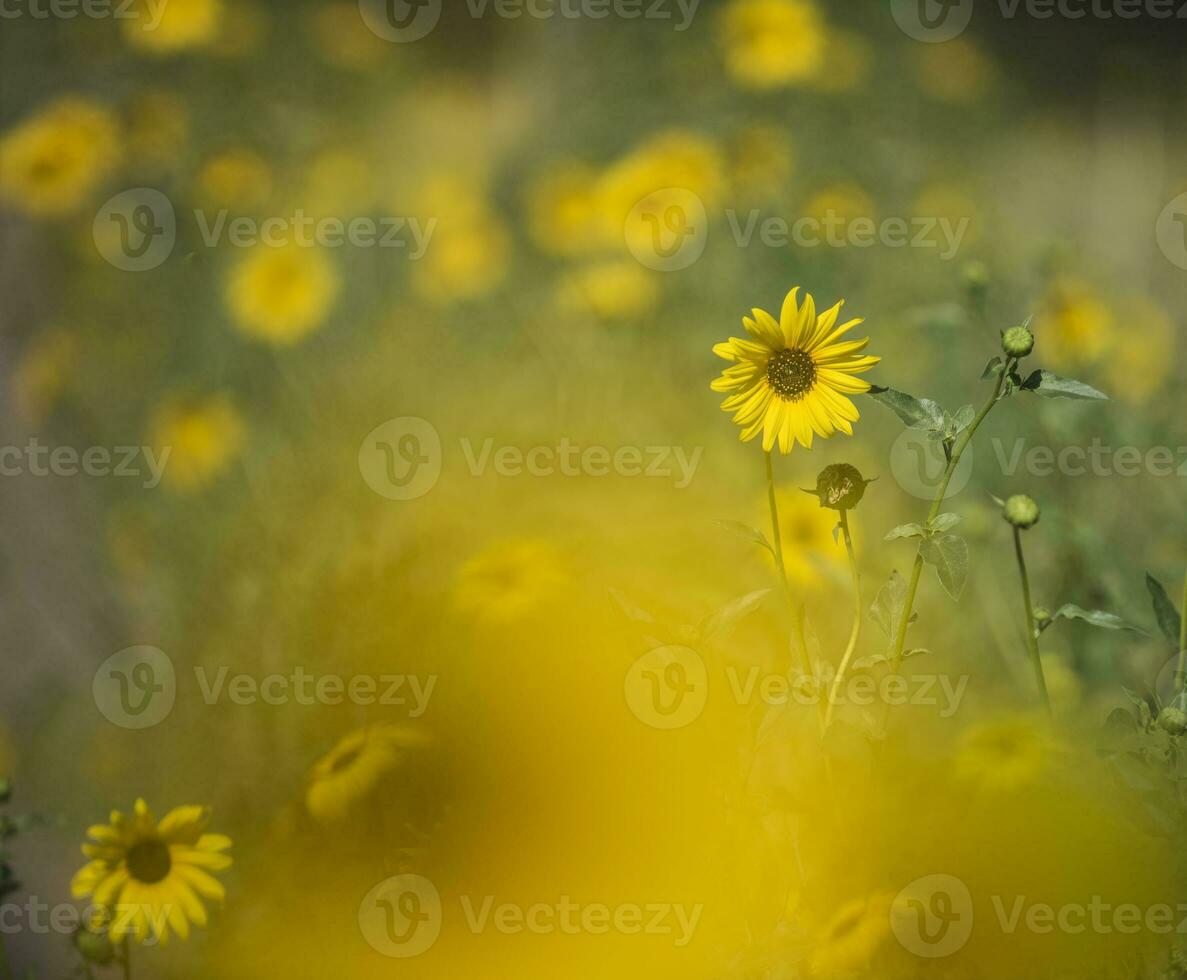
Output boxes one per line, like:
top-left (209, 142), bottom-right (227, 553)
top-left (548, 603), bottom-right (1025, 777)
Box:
top-left (71, 800), bottom-right (231, 945)
top-left (306, 724), bottom-right (429, 825)
top-left (711, 287), bottom-right (878, 453)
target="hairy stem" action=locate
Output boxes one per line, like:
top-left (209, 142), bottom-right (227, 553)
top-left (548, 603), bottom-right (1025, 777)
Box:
top-left (825, 509), bottom-right (862, 730)
top-left (1013, 526), bottom-right (1051, 713)
top-left (1177, 569), bottom-right (1187, 699)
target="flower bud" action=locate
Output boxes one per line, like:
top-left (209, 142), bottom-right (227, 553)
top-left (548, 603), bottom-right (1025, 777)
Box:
top-left (0, 778), bottom-right (11, 805)
top-left (1158, 706), bottom-right (1187, 736)
top-left (73, 924), bottom-right (116, 966)
top-left (1003, 494), bottom-right (1040, 530)
top-left (1002, 325), bottom-right (1035, 358)
top-left (804, 463), bottom-right (872, 511)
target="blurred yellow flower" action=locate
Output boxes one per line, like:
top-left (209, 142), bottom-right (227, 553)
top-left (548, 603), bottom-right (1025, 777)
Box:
top-left (226, 244), bottom-right (340, 344)
top-left (719, 0), bottom-right (827, 89)
top-left (712, 287), bottom-right (878, 453)
top-left (12, 328), bottom-right (78, 423)
top-left (413, 217), bottom-right (510, 304)
top-left (801, 182), bottom-right (875, 239)
top-left (955, 715), bottom-right (1060, 793)
top-left (1101, 296), bottom-right (1173, 404)
top-left (306, 725), bottom-right (429, 825)
top-left (0, 98), bottom-right (120, 217)
top-left (557, 261), bottom-right (658, 320)
top-left (150, 393), bottom-right (245, 492)
top-left (308, 2), bottom-right (389, 69)
top-left (760, 487), bottom-right (844, 586)
top-left (123, 0), bottom-right (224, 54)
top-left (524, 163), bottom-right (601, 256)
top-left (1033, 277), bottom-right (1114, 367)
top-left (912, 183), bottom-right (981, 247)
top-left (195, 148), bottom-right (272, 211)
top-left (807, 894), bottom-right (892, 979)
top-left (600, 130), bottom-right (725, 230)
top-left (453, 538), bottom-right (568, 624)
top-left (125, 91), bottom-right (189, 171)
top-left (915, 38), bottom-right (995, 103)
top-left (71, 800), bottom-right (231, 945)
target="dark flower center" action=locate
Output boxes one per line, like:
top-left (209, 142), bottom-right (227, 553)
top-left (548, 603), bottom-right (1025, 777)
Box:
top-left (126, 839), bottom-right (172, 884)
top-left (766, 348), bottom-right (816, 401)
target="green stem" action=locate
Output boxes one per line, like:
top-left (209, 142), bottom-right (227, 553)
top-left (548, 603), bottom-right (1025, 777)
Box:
top-left (1013, 527), bottom-right (1051, 713)
top-left (122, 939), bottom-right (132, 980)
top-left (765, 450), bottom-right (810, 675)
top-left (1177, 569), bottom-right (1187, 699)
top-left (825, 509), bottom-right (862, 730)
top-left (0, 934), bottom-right (13, 980)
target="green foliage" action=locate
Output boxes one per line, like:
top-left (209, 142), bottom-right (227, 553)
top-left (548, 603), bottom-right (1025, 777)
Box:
top-left (1146, 573), bottom-right (1183, 647)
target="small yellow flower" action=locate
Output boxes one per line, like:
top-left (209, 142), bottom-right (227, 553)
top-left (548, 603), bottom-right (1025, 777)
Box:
top-left (801, 182), bottom-right (875, 238)
top-left (955, 715), bottom-right (1060, 793)
top-left (123, 0), bottom-right (223, 54)
top-left (306, 725), bottom-right (430, 825)
top-left (149, 393), bottom-right (245, 492)
top-left (807, 894), bottom-right (893, 979)
top-left (712, 287), bottom-right (879, 453)
top-left (524, 162), bottom-right (601, 256)
top-left (453, 538), bottom-right (568, 624)
top-left (12, 328), bottom-right (78, 423)
top-left (719, 0), bottom-right (827, 90)
top-left (556, 261), bottom-right (659, 320)
top-left (1033, 277), bottom-right (1114, 367)
top-left (757, 487), bottom-right (844, 586)
top-left (226, 243), bottom-right (340, 344)
top-left (195, 149), bottom-right (272, 211)
top-left (0, 98), bottom-right (120, 217)
top-left (71, 800), bottom-right (231, 946)
top-left (1101, 296), bottom-right (1173, 404)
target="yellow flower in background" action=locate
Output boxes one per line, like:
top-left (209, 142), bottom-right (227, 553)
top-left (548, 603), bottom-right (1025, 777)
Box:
top-left (912, 183), bottom-right (982, 248)
top-left (556, 261), bottom-right (659, 320)
top-left (453, 538), bottom-right (568, 624)
top-left (226, 244), bottom-right (340, 344)
top-left (801, 182), bottom-right (875, 239)
top-left (0, 98), bottom-right (119, 217)
top-left (1101, 296), bottom-right (1173, 404)
top-left (524, 163), bottom-right (601, 256)
top-left (1033, 277), bottom-right (1114, 367)
top-left (807, 894), bottom-right (893, 979)
top-left (12, 328), bottom-right (78, 423)
top-left (123, 0), bottom-right (223, 54)
top-left (759, 487), bottom-right (845, 586)
top-left (712, 287), bottom-right (879, 453)
top-left (915, 38), bottom-right (995, 103)
top-left (308, 2), bottom-right (389, 69)
top-left (195, 148), bottom-right (272, 211)
top-left (125, 92), bottom-right (189, 171)
top-left (729, 125), bottom-right (794, 202)
top-left (306, 725), bottom-right (430, 825)
top-left (955, 715), bottom-right (1061, 793)
top-left (71, 800), bottom-right (231, 945)
top-left (719, 0), bottom-right (827, 89)
top-left (600, 130), bottom-right (725, 229)
top-left (150, 393), bottom-right (245, 492)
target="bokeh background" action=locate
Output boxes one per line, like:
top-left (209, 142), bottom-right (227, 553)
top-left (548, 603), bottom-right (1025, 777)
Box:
top-left (2, 0), bottom-right (1187, 977)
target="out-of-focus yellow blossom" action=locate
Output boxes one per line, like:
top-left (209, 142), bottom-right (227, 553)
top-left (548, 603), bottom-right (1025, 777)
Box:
top-left (758, 488), bottom-right (846, 586)
top-left (303, 149), bottom-right (376, 218)
top-left (1033, 277), bottom-right (1114, 367)
top-left (912, 183), bottom-right (982, 248)
top-left (0, 98), bottom-right (120, 217)
top-left (801, 182), bottom-right (874, 240)
top-left (226, 243), bottom-right (340, 344)
top-left (810, 29), bottom-right (872, 94)
top-left (453, 538), bottom-right (568, 624)
top-left (150, 393), bottom-right (245, 492)
top-left (807, 894), bottom-right (893, 979)
top-left (123, 0), bottom-right (224, 55)
top-left (125, 91), bottom-right (189, 170)
top-left (915, 38), bottom-right (995, 103)
top-left (1101, 296), bottom-right (1174, 404)
top-left (557, 261), bottom-right (659, 320)
top-left (308, 2), bottom-right (390, 69)
top-left (195, 149), bottom-right (272, 211)
top-left (719, 0), bottom-right (827, 89)
top-left (524, 163), bottom-right (601, 256)
top-left (954, 715), bottom-right (1061, 793)
top-left (12, 328), bottom-right (78, 423)
top-left (208, 0), bottom-right (268, 57)
top-left (729, 125), bottom-right (794, 202)
top-left (71, 800), bottom-right (231, 945)
top-left (1040, 653), bottom-right (1082, 713)
top-left (306, 725), bottom-right (429, 825)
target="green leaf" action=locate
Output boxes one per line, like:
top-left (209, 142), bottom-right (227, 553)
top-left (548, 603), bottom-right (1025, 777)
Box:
top-left (1020, 369), bottom-right (1109, 401)
top-left (867, 387), bottom-right (945, 431)
top-left (928, 513), bottom-right (962, 534)
top-left (920, 534), bottom-right (969, 601)
top-left (949, 405), bottom-right (976, 436)
top-left (698, 588), bottom-right (772, 641)
top-left (870, 570), bottom-right (913, 639)
top-left (1051, 604), bottom-right (1146, 635)
top-left (713, 519), bottom-right (774, 556)
top-left (1146, 573), bottom-right (1183, 647)
top-left (981, 356), bottom-right (1005, 380)
top-left (885, 523), bottom-right (927, 541)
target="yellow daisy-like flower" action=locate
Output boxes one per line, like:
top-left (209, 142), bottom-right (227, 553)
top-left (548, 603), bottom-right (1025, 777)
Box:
top-left (149, 392), bottom-right (245, 492)
top-left (807, 894), bottom-right (893, 979)
top-left (712, 287), bottom-right (878, 453)
top-left (306, 725), bottom-right (429, 825)
top-left (71, 800), bottom-right (231, 945)
top-left (719, 0), bottom-right (828, 90)
top-left (453, 538), bottom-right (568, 624)
top-left (123, 0), bottom-right (224, 54)
top-left (225, 243), bottom-right (340, 344)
